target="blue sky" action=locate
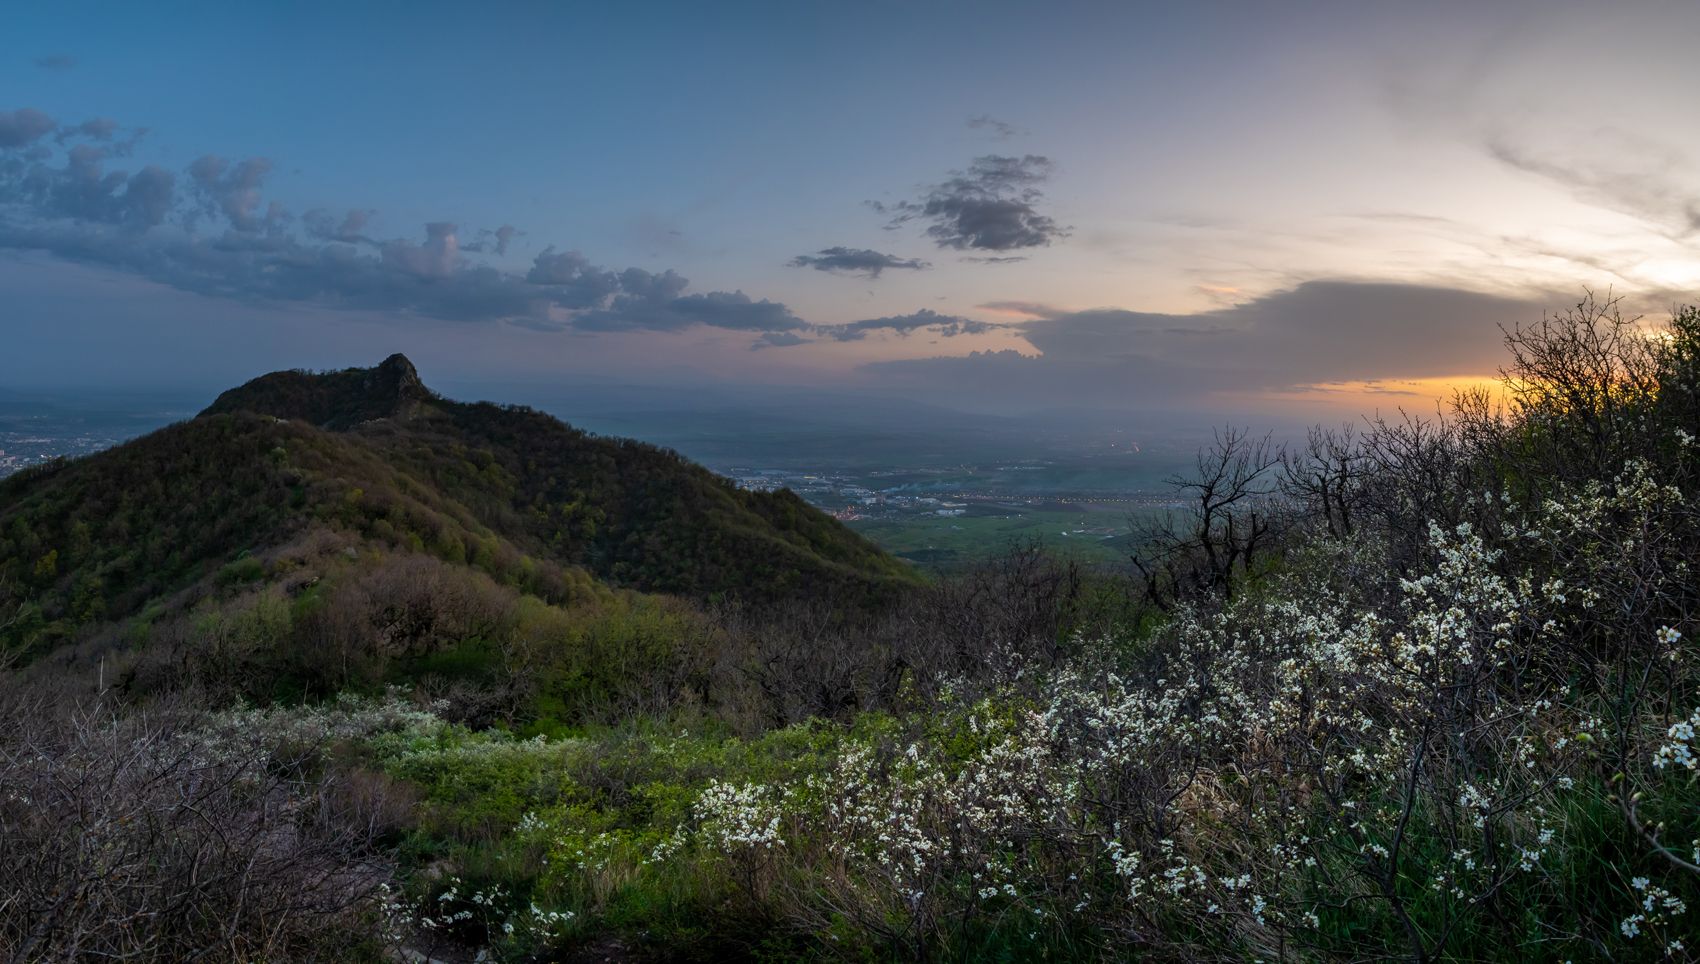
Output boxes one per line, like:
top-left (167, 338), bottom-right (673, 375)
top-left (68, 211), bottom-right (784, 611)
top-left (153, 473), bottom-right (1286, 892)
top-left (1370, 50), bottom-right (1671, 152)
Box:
top-left (5, 0), bottom-right (1700, 415)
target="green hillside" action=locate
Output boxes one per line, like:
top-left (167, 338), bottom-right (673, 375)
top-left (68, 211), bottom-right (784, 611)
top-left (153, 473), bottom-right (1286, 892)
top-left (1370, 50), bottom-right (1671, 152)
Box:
top-left (0, 354), bottom-right (915, 662)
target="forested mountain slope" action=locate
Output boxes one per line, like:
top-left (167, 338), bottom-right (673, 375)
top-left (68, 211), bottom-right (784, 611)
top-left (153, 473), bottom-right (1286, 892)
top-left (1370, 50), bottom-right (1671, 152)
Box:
top-left (0, 354), bottom-right (914, 660)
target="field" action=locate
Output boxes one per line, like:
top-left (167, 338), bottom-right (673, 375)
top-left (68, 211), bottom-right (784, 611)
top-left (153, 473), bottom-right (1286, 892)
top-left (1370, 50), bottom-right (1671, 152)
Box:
top-left (849, 503), bottom-right (1150, 570)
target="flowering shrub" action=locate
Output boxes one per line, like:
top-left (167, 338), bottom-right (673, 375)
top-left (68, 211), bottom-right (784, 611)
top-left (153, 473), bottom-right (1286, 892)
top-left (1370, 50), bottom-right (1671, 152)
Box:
top-left (1655, 707), bottom-right (1700, 771)
top-left (365, 297), bottom-right (1700, 959)
top-left (569, 302), bottom-right (1700, 960)
top-left (568, 452), bottom-right (1693, 959)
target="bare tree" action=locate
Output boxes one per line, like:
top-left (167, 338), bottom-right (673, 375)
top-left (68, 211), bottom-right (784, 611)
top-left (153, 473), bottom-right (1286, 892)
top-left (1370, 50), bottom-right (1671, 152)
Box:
top-left (0, 610), bottom-right (20, 679)
top-left (716, 599), bottom-right (894, 728)
top-left (1279, 423), bottom-right (1370, 539)
top-left (1132, 426), bottom-right (1284, 610)
top-left (903, 539), bottom-right (1085, 679)
top-left (1499, 292), bottom-right (1662, 485)
top-left (0, 696), bottom-right (401, 962)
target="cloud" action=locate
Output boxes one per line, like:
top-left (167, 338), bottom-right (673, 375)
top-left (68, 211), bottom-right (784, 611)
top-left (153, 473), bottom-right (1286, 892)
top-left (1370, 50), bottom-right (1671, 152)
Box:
top-left (818, 309), bottom-right (996, 341)
top-left (3, 125), bottom-right (177, 228)
top-left (34, 54), bottom-right (76, 70)
top-left (572, 289), bottom-right (805, 334)
top-left (742, 309), bottom-right (1004, 349)
top-left (0, 109), bottom-right (57, 149)
top-left (0, 108), bottom-right (1040, 354)
top-left (1020, 282), bottom-right (1527, 381)
top-left (302, 207), bottom-right (376, 243)
top-left (879, 154), bottom-right (1067, 251)
top-left (963, 255), bottom-right (1028, 264)
top-left (187, 155), bottom-right (277, 233)
top-left (380, 222), bottom-right (460, 279)
top-left (1484, 130), bottom-right (1700, 236)
top-left (118, 165), bottom-right (176, 227)
top-left (54, 117), bottom-right (117, 144)
top-left (673, 291), bottom-right (806, 331)
top-left (752, 331), bottom-right (808, 350)
top-left (978, 300), bottom-right (1060, 318)
top-left (0, 106), bottom-right (898, 344)
top-left (523, 247), bottom-right (623, 307)
top-left (463, 223), bottom-right (519, 255)
top-left (967, 114), bottom-right (1025, 139)
top-left (617, 266), bottom-right (690, 303)
top-left (787, 246), bottom-right (929, 278)
top-left (868, 281), bottom-right (1543, 411)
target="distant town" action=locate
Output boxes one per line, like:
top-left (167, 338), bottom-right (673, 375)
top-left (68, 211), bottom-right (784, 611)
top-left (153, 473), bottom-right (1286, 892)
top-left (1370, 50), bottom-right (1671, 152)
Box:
top-left (0, 429), bottom-right (129, 478)
top-left (722, 464), bottom-right (1183, 569)
top-left (729, 466), bottom-right (1175, 520)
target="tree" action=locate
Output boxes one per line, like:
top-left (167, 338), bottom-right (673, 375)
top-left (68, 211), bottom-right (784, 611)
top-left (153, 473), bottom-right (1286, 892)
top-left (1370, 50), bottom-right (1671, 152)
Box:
top-left (1131, 426), bottom-right (1283, 610)
top-left (1279, 423), bottom-right (1370, 539)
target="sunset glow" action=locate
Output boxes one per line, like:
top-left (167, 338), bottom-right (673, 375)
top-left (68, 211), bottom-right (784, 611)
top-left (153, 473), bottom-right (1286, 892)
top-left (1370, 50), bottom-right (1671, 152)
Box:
top-left (3, 0), bottom-right (1698, 421)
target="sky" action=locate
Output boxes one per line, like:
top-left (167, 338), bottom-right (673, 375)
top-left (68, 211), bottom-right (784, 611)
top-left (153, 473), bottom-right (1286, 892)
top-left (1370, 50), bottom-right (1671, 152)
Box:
top-left (4, 0), bottom-right (1700, 417)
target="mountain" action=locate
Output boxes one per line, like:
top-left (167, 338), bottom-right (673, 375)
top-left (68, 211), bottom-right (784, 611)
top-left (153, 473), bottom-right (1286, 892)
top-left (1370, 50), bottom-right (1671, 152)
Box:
top-left (0, 355), bottom-right (916, 664)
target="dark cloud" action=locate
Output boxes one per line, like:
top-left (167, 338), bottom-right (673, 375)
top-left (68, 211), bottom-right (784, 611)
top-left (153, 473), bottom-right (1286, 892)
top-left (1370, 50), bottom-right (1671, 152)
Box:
top-left (55, 117), bottom-right (116, 143)
top-left (53, 118), bottom-right (147, 157)
top-left (302, 207), bottom-right (376, 243)
top-left (524, 247), bottom-right (622, 307)
top-left (787, 246), bottom-right (929, 278)
top-left (5, 127), bottom-right (177, 228)
top-left (880, 154), bottom-right (1067, 251)
top-left (962, 255), bottom-right (1028, 264)
top-left (0, 109), bottom-right (57, 149)
top-left (741, 309), bottom-right (1003, 349)
top-left (573, 289), bottom-right (805, 334)
top-left (967, 114), bottom-right (1025, 139)
top-left (187, 155), bottom-right (277, 233)
top-left (463, 223), bottom-right (519, 255)
top-left (525, 246), bottom-right (603, 284)
top-left (752, 331), bottom-right (808, 350)
top-left (869, 281), bottom-right (1542, 411)
top-left (380, 222), bottom-right (460, 279)
top-left (0, 108), bottom-right (846, 342)
top-left (818, 309), bottom-right (996, 342)
top-left (0, 105), bottom-right (1021, 351)
top-left (672, 291), bottom-right (806, 331)
top-left (1020, 282), bottom-right (1527, 382)
top-left (617, 266), bottom-right (689, 302)
top-left (120, 165), bottom-right (176, 227)
top-left (34, 54), bottom-right (76, 70)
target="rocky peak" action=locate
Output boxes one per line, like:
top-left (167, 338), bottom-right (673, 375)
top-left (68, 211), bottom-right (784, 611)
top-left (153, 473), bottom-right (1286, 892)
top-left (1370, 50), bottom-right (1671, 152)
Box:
top-left (368, 353), bottom-right (430, 410)
top-left (198, 354), bottom-right (440, 430)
